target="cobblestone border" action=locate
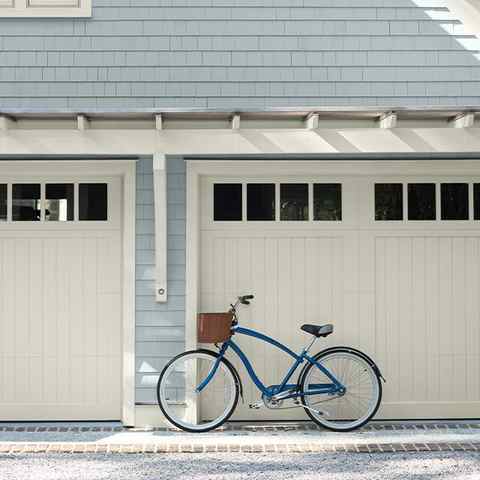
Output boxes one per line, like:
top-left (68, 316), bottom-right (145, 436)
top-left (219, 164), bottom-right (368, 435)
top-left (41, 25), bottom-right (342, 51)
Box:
top-left (0, 423), bottom-right (479, 433)
top-left (0, 442), bottom-right (479, 454)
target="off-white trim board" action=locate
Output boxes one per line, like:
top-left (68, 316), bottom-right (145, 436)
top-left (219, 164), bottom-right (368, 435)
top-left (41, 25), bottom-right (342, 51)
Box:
top-left (0, 0), bottom-right (91, 17)
top-left (0, 161), bottom-right (135, 424)
top-left (186, 159), bottom-right (480, 422)
top-left (1, 127), bottom-right (480, 155)
top-left (153, 153), bottom-right (167, 302)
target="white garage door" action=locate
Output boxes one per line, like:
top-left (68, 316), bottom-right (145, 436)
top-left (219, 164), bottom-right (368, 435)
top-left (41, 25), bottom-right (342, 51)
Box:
top-left (0, 176), bottom-right (122, 420)
top-left (199, 166), bottom-right (480, 420)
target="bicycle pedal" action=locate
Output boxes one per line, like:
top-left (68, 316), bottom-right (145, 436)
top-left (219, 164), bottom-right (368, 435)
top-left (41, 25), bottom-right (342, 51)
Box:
top-left (248, 402), bottom-right (262, 410)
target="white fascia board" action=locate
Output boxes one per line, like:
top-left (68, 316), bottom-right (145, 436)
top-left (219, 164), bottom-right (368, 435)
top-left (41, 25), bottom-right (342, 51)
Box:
top-left (1, 128), bottom-right (480, 155)
top-left (153, 153), bottom-right (167, 303)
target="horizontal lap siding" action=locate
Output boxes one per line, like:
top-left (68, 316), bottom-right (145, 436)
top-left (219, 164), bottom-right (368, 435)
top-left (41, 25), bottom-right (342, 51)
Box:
top-left (0, 1), bottom-right (479, 109)
top-left (136, 157), bottom-right (185, 404)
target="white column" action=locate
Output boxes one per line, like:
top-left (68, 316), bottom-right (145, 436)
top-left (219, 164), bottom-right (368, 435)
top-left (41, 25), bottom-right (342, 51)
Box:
top-left (153, 153), bottom-right (168, 302)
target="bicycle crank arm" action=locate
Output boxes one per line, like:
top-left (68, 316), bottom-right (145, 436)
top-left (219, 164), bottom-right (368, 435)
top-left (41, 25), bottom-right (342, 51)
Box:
top-left (300, 403), bottom-right (329, 417)
top-left (248, 401), bottom-right (264, 410)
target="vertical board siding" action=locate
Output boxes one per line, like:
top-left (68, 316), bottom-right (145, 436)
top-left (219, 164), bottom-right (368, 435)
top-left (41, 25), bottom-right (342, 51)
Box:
top-left (375, 236), bottom-right (480, 407)
top-left (0, 233), bottom-right (121, 419)
top-left (135, 157), bottom-right (186, 404)
top-left (198, 175), bottom-right (480, 420)
top-left (200, 233), bottom-right (352, 420)
top-left (0, 1), bottom-right (479, 109)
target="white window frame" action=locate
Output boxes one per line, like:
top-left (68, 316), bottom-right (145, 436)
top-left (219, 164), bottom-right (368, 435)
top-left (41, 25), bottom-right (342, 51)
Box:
top-left (0, 0), bottom-right (91, 17)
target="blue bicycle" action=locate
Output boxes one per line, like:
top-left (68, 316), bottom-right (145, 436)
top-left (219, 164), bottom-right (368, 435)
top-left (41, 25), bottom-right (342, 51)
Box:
top-left (157, 295), bottom-right (384, 432)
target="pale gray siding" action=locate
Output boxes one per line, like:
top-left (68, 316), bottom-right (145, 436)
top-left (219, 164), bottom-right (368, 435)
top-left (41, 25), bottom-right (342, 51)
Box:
top-left (0, 1), bottom-right (479, 110)
top-left (136, 157), bottom-right (186, 403)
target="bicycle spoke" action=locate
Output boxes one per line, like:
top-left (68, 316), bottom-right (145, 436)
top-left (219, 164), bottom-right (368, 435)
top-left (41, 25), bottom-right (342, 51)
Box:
top-left (158, 352), bottom-right (238, 432)
top-left (303, 351), bottom-right (380, 430)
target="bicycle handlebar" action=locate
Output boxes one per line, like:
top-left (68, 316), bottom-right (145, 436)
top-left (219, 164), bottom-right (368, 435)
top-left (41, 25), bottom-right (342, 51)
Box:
top-left (230, 295), bottom-right (255, 312)
top-left (238, 294), bottom-right (254, 305)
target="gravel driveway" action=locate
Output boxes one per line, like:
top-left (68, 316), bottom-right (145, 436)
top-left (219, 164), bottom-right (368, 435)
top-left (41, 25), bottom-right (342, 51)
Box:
top-left (1, 452), bottom-right (479, 480)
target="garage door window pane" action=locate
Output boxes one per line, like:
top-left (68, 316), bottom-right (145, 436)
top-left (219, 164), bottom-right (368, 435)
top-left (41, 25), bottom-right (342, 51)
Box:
top-left (408, 183), bottom-right (436, 221)
top-left (475, 184), bottom-right (480, 220)
top-left (314, 184), bottom-right (342, 221)
top-left (214, 184), bottom-right (242, 221)
top-left (0, 184), bottom-right (6, 221)
top-left (375, 184), bottom-right (403, 221)
top-left (441, 183), bottom-right (469, 220)
top-left (247, 184), bottom-right (275, 221)
top-left (46, 184), bottom-right (74, 222)
top-left (79, 183), bottom-right (108, 221)
top-left (281, 184), bottom-right (308, 221)
top-left (12, 184), bottom-right (41, 221)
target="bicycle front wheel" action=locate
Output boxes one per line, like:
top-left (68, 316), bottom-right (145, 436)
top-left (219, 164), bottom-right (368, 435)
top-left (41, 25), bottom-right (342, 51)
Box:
top-left (157, 349), bottom-right (239, 432)
top-left (300, 348), bottom-right (382, 431)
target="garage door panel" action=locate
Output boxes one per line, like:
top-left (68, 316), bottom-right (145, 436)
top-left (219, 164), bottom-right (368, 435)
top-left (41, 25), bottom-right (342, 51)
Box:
top-left (98, 293), bottom-right (122, 357)
top-left (29, 240), bottom-right (44, 357)
top-left (28, 355), bottom-right (43, 403)
top-left (201, 231), bottom-right (349, 419)
top-left (0, 177), bottom-right (122, 421)
top-left (376, 235), bottom-right (480, 411)
top-left (83, 245), bottom-right (99, 358)
top-left (201, 175), bottom-right (480, 420)
top-left (97, 235), bottom-right (122, 294)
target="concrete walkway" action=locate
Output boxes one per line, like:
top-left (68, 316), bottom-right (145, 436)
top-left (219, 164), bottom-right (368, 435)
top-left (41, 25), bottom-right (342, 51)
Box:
top-left (0, 421), bottom-right (480, 453)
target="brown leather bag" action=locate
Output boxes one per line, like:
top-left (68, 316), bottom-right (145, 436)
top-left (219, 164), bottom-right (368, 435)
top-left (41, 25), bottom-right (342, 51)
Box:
top-left (197, 312), bottom-right (233, 343)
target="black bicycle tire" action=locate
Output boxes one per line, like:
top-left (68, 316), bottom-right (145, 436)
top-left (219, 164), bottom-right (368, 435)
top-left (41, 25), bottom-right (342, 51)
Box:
top-left (157, 349), bottom-right (240, 433)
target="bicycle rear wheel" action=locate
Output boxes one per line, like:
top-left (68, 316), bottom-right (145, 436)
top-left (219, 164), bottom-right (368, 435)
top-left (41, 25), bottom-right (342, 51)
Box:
top-left (300, 348), bottom-right (382, 431)
top-left (157, 349), bottom-right (239, 432)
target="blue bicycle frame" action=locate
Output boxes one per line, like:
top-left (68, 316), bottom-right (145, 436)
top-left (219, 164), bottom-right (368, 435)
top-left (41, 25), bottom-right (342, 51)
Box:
top-left (196, 325), bottom-right (345, 400)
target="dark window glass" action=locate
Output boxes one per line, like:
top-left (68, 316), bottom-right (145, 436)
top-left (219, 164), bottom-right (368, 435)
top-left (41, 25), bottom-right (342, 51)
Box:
top-left (408, 183), bottom-right (436, 221)
top-left (79, 183), bottom-right (108, 221)
top-left (375, 183), bottom-right (403, 221)
top-left (475, 184), bottom-right (480, 220)
top-left (0, 184), bottom-right (6, 221)
top-left (313, 184), bottom-right (342, 221)
top-left (247, 184), bottom-right (275, 221)
top-left (12, 184), bottom-right (41, 221)
top-left (280, 183), bottom-right (308, 221)
top-left (441, 183), bottom-right (469, 220)
top-left (213, 184), bottom-right (242, 221)
top-left (45, 183), bottom-right (74, 222)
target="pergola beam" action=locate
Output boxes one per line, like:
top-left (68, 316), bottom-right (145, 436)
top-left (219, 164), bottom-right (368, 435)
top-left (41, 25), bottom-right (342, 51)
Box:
top-left (231, 113), bottom-right (241, 130)
top-left (450, 112), bottom-right (475, 128)
top-left (155, 114), bottom-right (163, 130)
top-left (305, 112), bottom-right (319, 130)
top-left (0, 114), bottom-right (16, 130)
top-left (378, 111), bottom-right (397, 129)
top-left (77, 114), bottom-right (90, 131)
